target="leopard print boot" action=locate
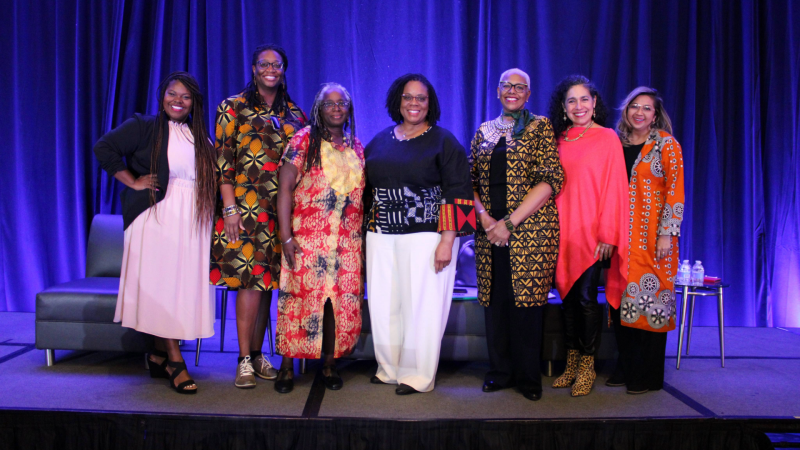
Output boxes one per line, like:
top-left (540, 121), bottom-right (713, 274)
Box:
top-left (571, 355), bottom-right (597, 397)
top-left (552, 349), bottom-right (580, 388)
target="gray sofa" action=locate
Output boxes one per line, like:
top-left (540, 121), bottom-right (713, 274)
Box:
top-left (35, 214), bottom-right (153, 366)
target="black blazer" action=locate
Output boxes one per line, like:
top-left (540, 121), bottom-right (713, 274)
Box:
top-left (93, 113), bottom-right (172, 229)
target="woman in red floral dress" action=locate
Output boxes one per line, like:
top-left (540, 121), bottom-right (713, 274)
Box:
top-left (274, 83), bottom-right (364, 393)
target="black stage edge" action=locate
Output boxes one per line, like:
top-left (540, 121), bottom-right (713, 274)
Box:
top-left (0, 409), bottom-right (783, 450)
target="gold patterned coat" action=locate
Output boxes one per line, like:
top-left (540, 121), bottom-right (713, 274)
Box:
top-left (469, 116), bottom-right (564, 307)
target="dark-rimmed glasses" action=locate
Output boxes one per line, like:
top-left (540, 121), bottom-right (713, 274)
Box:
top-left (256, 60), bottom-right (284, 70)
top-left (499, 82), bottom-right (528, 94)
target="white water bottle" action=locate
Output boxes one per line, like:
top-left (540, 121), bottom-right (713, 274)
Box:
top-left (677, 260), bottom-right (691, 285)
top-left (690, 261), bottom-right (705, 286)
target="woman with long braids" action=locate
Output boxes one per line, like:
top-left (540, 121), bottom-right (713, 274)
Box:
top-left (210, 44), bottom-right (307, 389)
top-left (546, 75), bottom-right (628, 397)
top-left (94, 71), bottom-right (217, 394)
top-left (274, 83), bottom-right (364, 393)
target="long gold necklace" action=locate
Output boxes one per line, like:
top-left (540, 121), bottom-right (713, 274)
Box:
top-left (562, 121), bottom-right (594, 142)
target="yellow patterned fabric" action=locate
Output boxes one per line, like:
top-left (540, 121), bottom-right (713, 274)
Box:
top-left (469, 116), bottom-right (564, 306)
top-left (321, 140), bottom-right (363, 196)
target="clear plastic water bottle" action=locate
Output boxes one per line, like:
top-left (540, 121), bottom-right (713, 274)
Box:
top-left (677, 260), bottom-right (691, 285)
top-left (690, 261), bottom-right (705, 286)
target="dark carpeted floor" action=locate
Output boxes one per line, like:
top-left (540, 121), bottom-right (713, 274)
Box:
top-left (2, 312), bottom-right (798, 420)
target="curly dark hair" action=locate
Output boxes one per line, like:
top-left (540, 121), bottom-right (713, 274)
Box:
top-left (547, 75), bottom-right (610, 138)
top-left (242, 44), bottom-right (298, 116)
top-left (384, 73), bottom-right (441, 127)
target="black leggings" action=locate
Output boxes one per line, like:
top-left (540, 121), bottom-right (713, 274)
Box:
top-left (561, 260), bottom-right (605, 356)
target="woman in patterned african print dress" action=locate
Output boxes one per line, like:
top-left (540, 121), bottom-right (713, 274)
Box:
top-left (210, 44), bottom-right (307, 389)
top-left (274, 83), bottom-right (364, 393)
top-left (608, 87), bottom-right (685, 394)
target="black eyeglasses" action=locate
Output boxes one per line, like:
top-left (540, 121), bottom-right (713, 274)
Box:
top-left (256, 60), bottom-right (284, 70)
top-left (499, 82), bottom-right (528, 94)
top-left (321, 100), bottom-right (350, 111)
top-left (401, 94), bottom-right (429, 103)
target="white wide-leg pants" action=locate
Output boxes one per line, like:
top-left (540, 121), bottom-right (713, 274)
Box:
top-left (366, 231), bottom-right (459, 392)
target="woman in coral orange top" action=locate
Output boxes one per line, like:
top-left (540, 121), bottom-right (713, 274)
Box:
top-left (607, 87), bottom-right (685, 395)
top-left (547, 75), bottom-right (629, 397)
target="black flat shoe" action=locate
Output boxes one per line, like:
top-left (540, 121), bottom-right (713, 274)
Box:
top-left (520, 388), bottom-right (542, 401)
top-left (482, 380), bottom-right (515, 392)
top-left (395, 384), bottom-right (419, 395)
top-left (166, 360), bottom-right (197, 395)
top-left (147, 350), bottom-right (169, 379)
top-left (626, 386), bottom-right (649, 395)
top-left (605, 370), bottom-right (626, 387)
top-left (370, 375), bottom-right (388, 385)
top-left (274, 368), bottom-right (294, 394)
top-left (322, 366), bottom-right (343, 391)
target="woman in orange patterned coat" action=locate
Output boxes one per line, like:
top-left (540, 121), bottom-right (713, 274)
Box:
top-left (274, 83), bottom-right (364, 394)
top-left (608, 87), bottom-right (685, 394)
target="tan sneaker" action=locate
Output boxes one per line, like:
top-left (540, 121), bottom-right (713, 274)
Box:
top-left (234, 356), bottom-right (256, 389)
top-left (252, 354), bottom-right (278, 380)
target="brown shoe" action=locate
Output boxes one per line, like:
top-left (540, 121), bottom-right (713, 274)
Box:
top-left (234, 356), bottom-right (257, 389)
top-left (571, 355), bottom-right (597, 397)
top-left (552, 349), bottom-right (580, 388)
top-left (252, 354), bottom-right (278, 380)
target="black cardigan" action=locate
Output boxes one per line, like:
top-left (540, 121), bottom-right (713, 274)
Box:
top-left (93, 113), bottom-right (171, 229)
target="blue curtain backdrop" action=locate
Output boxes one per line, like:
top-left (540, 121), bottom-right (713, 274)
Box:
top-left (1, 0), bottom-right (798, 327)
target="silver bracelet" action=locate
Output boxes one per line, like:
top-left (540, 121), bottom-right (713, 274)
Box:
top-left (222, 205), bottom-right (241, 218)
top-left (477, 209), bottom-right (486, 215)
top-left (282, 237), bottom-right (293, 245)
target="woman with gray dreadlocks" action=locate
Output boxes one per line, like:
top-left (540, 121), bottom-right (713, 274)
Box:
top-left (274, 83), bottom-right (365, 393)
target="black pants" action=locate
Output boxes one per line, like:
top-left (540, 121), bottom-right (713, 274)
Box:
top-left (484, 244), bottom-right (543, 393)
top-left (610, 305), bottom-right (668, 390)
top-left (561, 260), bottom-right (605, 356)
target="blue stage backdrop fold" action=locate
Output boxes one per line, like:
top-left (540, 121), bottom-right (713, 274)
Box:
top-left (2, 0), bottom-right (799, 327)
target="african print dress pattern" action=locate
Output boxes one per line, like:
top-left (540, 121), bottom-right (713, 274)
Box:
top-left (470, 116), bottom-right (564, 307)
top-left (620, 129), bottom-right (685, 332)
top-left (210, 93), bottom-right (307, 291)
top-left (277, 127), bottom-right (365, 359)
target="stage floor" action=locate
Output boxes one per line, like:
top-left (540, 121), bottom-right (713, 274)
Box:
top-left (1, 312), bottom-right (799, 422)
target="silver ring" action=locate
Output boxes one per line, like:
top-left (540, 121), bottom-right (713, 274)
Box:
top-left (495, 241), bottom-right (501, 246)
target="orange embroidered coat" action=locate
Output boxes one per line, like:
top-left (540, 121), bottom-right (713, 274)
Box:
top-left (620, 129), bottom-right (685, 332)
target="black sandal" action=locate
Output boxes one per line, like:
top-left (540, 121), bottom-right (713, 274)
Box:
top-left (166, 360), bottom-right (197, 394)
top-left (147, 350), bottom-right (169, 379)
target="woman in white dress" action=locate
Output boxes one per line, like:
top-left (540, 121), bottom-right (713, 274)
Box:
top-left (93, 72), bottom-right (217, 394)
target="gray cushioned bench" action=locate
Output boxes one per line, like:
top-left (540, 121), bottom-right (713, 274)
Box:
top-left (35, 214), bottom-right (152, 365)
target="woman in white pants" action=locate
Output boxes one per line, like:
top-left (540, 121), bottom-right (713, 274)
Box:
top-left (364, 73), bottom-right (475, 395)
